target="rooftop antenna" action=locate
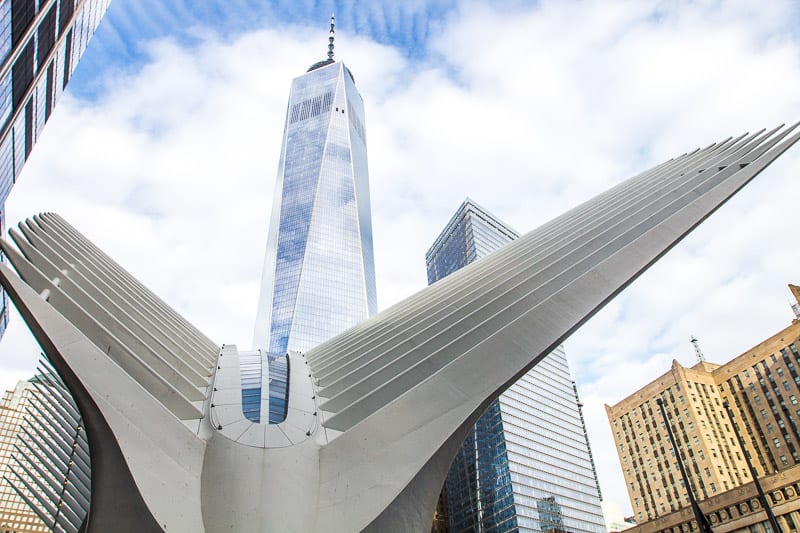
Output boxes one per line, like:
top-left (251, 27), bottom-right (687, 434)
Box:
top-left (327, 13), bottom-right (335, 61)
top-left (788, 284), bottom-right (800, 320)
top-left (690, 335), bottom-right (706, 363)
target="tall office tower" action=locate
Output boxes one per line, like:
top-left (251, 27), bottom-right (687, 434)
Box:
top-left (607, 285), bottom-right (800, 528)
top-left (0, 0), bottom-right (111, 337)
top-left (427, 199), bottom-right (606, 533)
top-left (254, 17), bottom-right (376, 355)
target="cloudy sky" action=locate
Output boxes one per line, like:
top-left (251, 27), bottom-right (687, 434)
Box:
top-left (1, 0), bottom-right (800, 519)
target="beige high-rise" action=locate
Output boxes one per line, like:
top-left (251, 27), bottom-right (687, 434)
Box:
top-left (0, 381), bottom-right (48, 533)
top-left (607, 285), bottom-right (800, 527)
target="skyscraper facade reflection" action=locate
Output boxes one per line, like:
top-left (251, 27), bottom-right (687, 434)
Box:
top-left (250, 22), bottom-right (376, 422)
top-left (427, 199), bottom-right (606, 533)
top-left (0, 0), bottom-right (111, 338)
top-left (254, 26), bottom-right (376, 355)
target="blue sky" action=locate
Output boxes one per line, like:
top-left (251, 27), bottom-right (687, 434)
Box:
top-left (2, 0), bottom-right (800, 521)
top-left (70, 0), bottom-right (465, 97)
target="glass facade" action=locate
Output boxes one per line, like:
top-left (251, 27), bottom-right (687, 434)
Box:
top-left (248, 59), bottom-right (377, 423)
top-left (239, 350), bottom-right (289, 424)
top-left (427, 199), bottom-right (606, 533)
top-left (445, 399), bottom-right (519, 531)
top-left (536, 496), bottom-right (565, 533)
top-left (239, 350), bottom-right (261, 422)
top-left (0, 0), bottom-right (111, 339)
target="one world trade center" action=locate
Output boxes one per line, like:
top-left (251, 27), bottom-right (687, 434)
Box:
top-left (254, 17), bottom-right (377, 357)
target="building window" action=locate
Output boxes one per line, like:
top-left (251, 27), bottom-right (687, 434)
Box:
top-left (777, 368), bottom-right (785, 377)
top-left (767, 423), bottom-right (774, 433)
top-left (791, 395), bottom-right (798, 405)
top-left (755, 396), bottom-right (762, 405)
top-left (774, 438), bottom-right (781, 448)
top-left (781, 455), bottom-right (789, 466)
top-left (744, 369), bottom-right (750, 378)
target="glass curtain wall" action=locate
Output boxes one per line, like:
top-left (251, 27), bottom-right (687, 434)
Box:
top-left (248, 59), bottom-right (377, 423)
top-left (426, 199), bottom-right (606, 533)
top-left (255, 60), bottom-right (376, 356)
top-left (0, 0), bottom-right (111, 339)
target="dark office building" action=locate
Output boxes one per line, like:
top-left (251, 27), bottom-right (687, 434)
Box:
top-left (0, 0), bottom-right (111, 337)
top-left (427, 199), bottom-right (606, 533)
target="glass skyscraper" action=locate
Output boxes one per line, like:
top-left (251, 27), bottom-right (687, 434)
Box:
top-left (250, 21), bottom-right (376, 422)
top-left (0, 0), bottom-right (111, 338)
top-left (427, 199), bottom-right (607, 533)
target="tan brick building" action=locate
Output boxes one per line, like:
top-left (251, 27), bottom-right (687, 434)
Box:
top-left (607, 285), bottom-right (800, 531)
top-left (626, 465), bottom-right (800, 533)
top-left (606, 359), bottom-right (750, 522)
top-left (0, 381), bottom-right (49, 533)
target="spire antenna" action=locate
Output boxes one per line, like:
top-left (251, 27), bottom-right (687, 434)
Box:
top-left (690, 335), bottom-right (706, 363)
top-left (327, 13), bottom-right (335, 61)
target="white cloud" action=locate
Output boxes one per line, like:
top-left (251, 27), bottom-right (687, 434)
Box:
top-left (2, 0), bottom-right (800, 518)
